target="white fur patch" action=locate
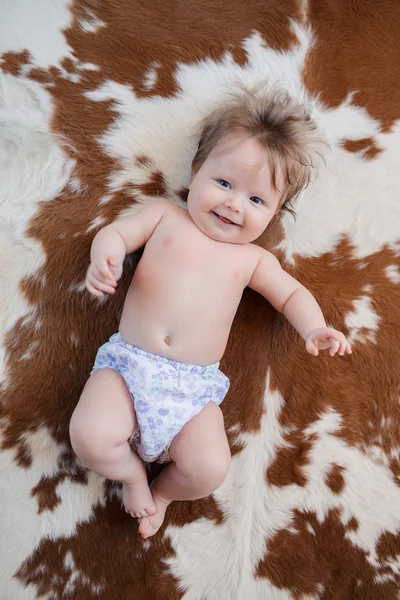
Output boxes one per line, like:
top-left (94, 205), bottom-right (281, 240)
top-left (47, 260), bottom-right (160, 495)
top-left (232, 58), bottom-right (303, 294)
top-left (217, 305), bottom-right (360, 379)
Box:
top-left (385, 265), bottom-right (400, 284)
top-left (143, 62), bottom-right (161, 91)
top-left (345, 295), bottom-right (380, 345)
top-left (0, 72), bottom-right (74, 384)
top-left (0, 0), bottom-right (73, 68)
top-left (78, 10), bottom-right (106, 34)
top-left (282, 110), bottom-right (400, 261)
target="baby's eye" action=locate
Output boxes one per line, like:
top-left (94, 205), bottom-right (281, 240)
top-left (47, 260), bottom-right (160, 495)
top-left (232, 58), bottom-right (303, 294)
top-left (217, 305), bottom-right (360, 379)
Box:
top-left (250, 196), bottom-right (263, 205)
top-left (218, 179), bottom-right (231, 189)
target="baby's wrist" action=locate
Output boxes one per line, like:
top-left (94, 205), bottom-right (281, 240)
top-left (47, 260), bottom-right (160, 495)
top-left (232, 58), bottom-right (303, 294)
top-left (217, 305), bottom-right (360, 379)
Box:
top-left (304, 326), bottom-right (327, 340)
top-left (91, 231), bottom-right (125, 265)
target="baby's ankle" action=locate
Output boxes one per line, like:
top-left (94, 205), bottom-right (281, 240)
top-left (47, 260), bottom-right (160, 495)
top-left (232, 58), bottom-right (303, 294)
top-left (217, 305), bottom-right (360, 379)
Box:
top-left (122, 474), bottom-right (146, 487)
top-left (151, 483), bottom-right (170, 506)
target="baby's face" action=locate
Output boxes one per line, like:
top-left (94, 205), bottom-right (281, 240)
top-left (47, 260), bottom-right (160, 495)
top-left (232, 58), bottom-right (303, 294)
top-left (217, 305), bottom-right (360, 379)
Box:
top-left (187, 133), bottom-right (283, 244)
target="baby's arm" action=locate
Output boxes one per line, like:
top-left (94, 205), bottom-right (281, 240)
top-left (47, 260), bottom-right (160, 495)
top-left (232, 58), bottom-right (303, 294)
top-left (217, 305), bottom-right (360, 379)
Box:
top-left (248, 249), bottom-right (351, 356)
top-left (86, 202), bottom-right (171, 297)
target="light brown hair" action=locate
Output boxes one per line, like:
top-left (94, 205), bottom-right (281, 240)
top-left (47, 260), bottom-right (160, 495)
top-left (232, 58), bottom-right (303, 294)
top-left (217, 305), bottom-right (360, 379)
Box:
top-left (192, 86), bottom-right (327, 216)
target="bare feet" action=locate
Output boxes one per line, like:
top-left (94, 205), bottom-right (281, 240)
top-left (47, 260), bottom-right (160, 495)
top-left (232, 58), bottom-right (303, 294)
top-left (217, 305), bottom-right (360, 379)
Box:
top-left (138, 488), bottom-right (170, 539)
top-left (123, 474), bottom-right (156, 519)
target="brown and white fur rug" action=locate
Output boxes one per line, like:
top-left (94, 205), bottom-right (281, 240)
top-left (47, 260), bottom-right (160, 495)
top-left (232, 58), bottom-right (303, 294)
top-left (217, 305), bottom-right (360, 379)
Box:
top-left (1, 1), bottom-right (400, 598)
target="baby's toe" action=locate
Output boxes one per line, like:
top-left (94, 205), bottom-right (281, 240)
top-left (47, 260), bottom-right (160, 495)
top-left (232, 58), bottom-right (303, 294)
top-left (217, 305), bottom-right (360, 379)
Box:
top-left (146, 504), bottom-right (156, 516)
top-left (138, 517), bottom-right (152, 538)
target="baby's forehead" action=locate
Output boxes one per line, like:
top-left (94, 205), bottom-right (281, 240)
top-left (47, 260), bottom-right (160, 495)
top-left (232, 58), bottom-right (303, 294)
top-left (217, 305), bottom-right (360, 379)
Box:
top-left (210, 143), bottom-right (273, 178)
top-left (208, 135), bottom-right (286, 193)
top-left (210, 138), bottom-right (265, 169)
top-left (213, 151), bottom-right (265, 172)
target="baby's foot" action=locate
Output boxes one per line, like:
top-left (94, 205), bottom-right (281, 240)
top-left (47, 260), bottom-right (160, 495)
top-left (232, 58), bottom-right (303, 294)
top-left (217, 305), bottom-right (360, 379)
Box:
top-left (123, 477), bottom-right (156, 519)
top-left (138, 489), bottom-right (170, 539)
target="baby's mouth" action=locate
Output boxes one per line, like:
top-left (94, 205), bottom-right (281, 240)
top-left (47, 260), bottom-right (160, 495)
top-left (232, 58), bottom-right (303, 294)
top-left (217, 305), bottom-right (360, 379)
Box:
top-left (213, 212), bottom-right (238, 225)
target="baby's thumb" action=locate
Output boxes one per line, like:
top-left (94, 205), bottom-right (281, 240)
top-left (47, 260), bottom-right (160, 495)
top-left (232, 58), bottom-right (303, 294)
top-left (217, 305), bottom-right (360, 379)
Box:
top-left (306, 338), bottom-right (318, 356)
top-left (108, 259), bottom-right (123, 281)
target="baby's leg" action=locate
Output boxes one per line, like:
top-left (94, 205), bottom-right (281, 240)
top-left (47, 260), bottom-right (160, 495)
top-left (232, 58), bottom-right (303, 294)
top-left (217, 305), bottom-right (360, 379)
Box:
top-left (139, 402), bottom-right (231, 538)
top-left (69, 368), bottom-right (155, 518)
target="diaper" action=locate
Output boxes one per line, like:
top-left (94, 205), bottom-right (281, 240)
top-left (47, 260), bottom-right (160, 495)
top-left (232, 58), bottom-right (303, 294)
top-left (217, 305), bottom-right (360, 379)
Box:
top-left (91, 333), bottom-right (230, 463)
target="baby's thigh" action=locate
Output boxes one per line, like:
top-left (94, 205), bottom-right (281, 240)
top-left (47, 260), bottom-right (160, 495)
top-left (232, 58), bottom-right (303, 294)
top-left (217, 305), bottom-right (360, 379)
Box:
top-left (70, 368), bottom-right (137, 445)
top-left (169, 402), bottom-right (230, 475)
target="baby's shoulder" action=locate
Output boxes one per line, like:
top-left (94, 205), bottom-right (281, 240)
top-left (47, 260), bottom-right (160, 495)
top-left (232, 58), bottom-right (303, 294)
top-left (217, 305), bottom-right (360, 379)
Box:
top-left (144, 200), bottom-right (182, 216)
top-left (243, 242), bottom-right (264, 265)
top-left (228, 242), bottom-right (264, 280)
top-left (155, 201), bottom-right (188, 222)
top-left (243, 243), bottom-right (281, 275)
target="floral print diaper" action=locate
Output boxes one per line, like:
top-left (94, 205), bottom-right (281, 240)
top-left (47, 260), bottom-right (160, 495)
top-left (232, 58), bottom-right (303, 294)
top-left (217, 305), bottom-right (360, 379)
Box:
top-left (91, 333), bottom-right (230, 462)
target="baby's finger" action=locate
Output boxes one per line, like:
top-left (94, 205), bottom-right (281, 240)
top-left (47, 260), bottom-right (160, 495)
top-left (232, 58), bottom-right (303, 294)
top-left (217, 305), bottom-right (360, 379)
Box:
top-left (88, 275), bottom-right (116, 295)
top-left (346, 342), bottom-right (352, 354)
top-left (338, 335), bottom-right (347, 356)
top-left (95, 280), bottom-right (116, 294)
top-left (306, 338), bottom-right (319, 356)
top-left (329, 337), bottom-right (340, 356)
top-left (85, 281), bottom-right (104, 297)
top-left (91, 265), bottom-right (116, 286)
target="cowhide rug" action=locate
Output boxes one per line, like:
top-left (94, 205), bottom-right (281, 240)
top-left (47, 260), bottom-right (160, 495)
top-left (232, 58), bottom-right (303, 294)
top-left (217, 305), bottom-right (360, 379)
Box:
top-left (1, 1), bottom-right (400, 598)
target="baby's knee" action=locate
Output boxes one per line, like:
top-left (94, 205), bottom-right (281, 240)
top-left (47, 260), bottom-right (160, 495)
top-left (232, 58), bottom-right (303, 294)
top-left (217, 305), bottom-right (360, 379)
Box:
top-left (184, 450), bottom-right (231, 495)
top-left (69, 411), bottom-right (108, 463)
top-left (205, 453), bottom-right (231, 491)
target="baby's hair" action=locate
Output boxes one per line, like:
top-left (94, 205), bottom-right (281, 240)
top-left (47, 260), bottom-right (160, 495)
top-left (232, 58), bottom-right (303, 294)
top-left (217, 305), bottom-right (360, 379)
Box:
top-left (192, 86), bottom-right (327, 216)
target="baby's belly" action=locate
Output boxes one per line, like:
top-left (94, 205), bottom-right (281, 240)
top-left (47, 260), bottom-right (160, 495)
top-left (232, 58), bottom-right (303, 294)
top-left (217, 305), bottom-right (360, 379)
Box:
top-left (118, 279), bottom-right (239, 366)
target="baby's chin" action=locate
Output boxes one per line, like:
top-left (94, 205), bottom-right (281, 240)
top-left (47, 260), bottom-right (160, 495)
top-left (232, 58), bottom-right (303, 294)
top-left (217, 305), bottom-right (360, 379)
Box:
top-left (199, 224), bottom-right (253, 244)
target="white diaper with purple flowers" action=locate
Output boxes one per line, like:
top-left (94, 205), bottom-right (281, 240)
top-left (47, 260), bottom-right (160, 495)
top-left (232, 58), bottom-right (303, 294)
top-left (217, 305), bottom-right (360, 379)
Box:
top-left (91, 333), bottom-right (230, 463)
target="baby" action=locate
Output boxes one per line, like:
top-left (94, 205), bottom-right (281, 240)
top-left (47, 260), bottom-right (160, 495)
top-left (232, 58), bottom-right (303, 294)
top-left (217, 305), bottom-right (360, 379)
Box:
top-left (70, 88), bottom-right (352, 539)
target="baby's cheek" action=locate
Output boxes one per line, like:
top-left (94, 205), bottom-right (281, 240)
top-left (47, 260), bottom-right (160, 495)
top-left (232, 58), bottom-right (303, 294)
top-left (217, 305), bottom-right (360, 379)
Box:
top-left (205, 187), bottom-right (220, 207)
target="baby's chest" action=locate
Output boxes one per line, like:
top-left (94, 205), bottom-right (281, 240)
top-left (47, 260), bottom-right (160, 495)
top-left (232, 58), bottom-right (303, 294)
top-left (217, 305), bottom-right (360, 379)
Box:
top-left (147, 234), bottom-right (239, 277)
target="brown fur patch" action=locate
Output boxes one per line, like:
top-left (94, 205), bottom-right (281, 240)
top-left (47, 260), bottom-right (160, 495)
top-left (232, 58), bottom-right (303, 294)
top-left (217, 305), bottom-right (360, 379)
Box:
top-left (325, 464), bottom-right (346, 494)
top-left (257, 509), bottom-right (399, 598)
top-left (0, 49), bottom-right (31, 76)
top-left (15, 495), bottom-right (184, 599)
top-left (303, 0), bottom-right (400, 131)
top-left (64, 0), bottom-right (302, 98)
top-left (342, 137), bottom-right (383, 160)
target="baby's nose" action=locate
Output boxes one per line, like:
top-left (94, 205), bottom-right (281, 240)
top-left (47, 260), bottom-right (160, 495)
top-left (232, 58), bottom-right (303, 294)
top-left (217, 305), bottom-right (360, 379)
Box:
top-left (226, 198), bottom-right (244, 214)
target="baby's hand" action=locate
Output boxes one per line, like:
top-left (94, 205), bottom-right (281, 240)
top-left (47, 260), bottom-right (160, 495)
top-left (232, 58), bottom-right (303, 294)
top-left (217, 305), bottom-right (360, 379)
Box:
top-left (85, 258), bottom-right (123, 297)
top-left (305, 327), bottom-right (352, 357)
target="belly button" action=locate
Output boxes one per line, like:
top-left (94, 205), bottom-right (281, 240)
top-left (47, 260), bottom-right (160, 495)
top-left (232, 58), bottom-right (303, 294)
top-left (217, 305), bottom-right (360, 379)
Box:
top-left (164, 335), bottom-right (171, 346)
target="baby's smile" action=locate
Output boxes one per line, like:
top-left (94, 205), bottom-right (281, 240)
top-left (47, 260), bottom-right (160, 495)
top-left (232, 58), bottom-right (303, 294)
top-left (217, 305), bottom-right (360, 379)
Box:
top-left (212, 211), bottom-right (241, 226)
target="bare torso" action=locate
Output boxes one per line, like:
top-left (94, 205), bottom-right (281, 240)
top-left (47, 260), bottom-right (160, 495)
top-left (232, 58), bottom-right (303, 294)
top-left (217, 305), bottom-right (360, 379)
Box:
top-left (119, 206), bottom-right (259, 365)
